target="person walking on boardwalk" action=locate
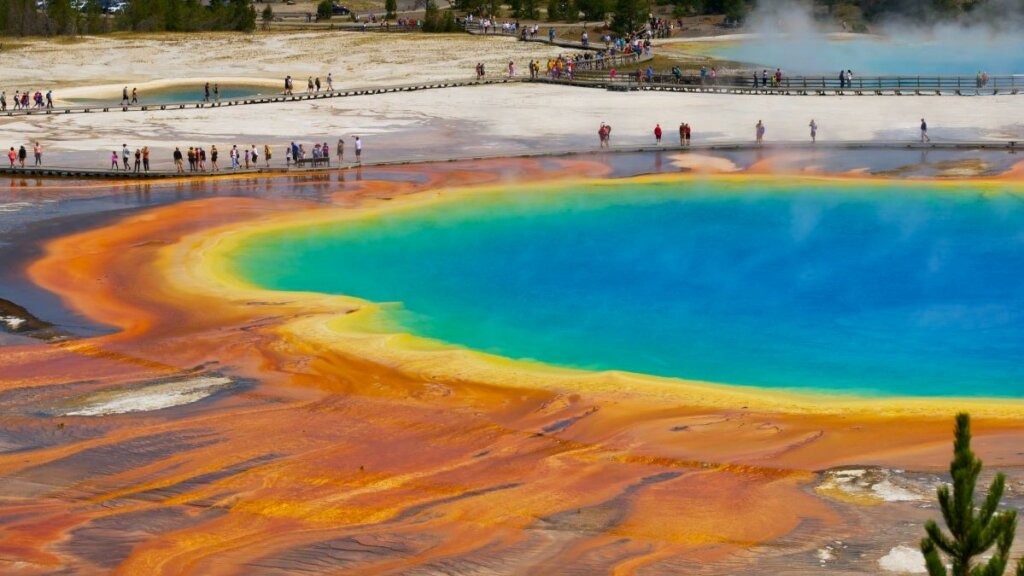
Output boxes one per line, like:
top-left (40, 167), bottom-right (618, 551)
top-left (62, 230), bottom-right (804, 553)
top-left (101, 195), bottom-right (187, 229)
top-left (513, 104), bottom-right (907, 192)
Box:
top-left (121, 86), bottom-right (129, 105)
top-left (131, 88), bottom-right (138, 104)
top-left (264, 144), bottom-right (272, 167)
top-left (8, 147), bottom-right (16, 168)
top-left (122, 144), bottom-right (131, 170)
top-left (133, 149), bottom-right (141, 172)
top-left (204, 82), bottom-right (210, 102)
top-left (18, 145), bottom-right (26, 168)
top-left (327, 73), bottom-right (334, 91)
top-left (187, 147), bottom-right (196, 172)
top-left (684, 123), bottom-right (692, 146)
top-left (654, 123), bottom-right (662, 145)
top-left (213, 83), bottom-right (220, 103)
top-left (251, 145), bottom-right (259, 167)
top-left (920, 118), bottom-right (930, 142)
top-left (315, 77), bottom-right (321, 92)
top-left (756, 120), bottom-right (765, 145)
top-left (230, 145), bottom-right (240, 170)
top-left (1, 91), bottom-right (6, 111)
top-left (173, 147), bottom-right (184, 173)
top-left (838, 69), bottom-right (845, 89)
top-left (307, 77), bottom-right (314, 93)
top-left (142, 146), bottom-right (150, 172)
top-left (209, 145), bottom-right (218, 172)
top-left (33, 142), bottom-right (42, 166)
top-left (337, 138), bottom-right (344, 163)
top-left (679, 123), bottom-right (685, 146)
top-left (199, 147), bottom-right (206, 171)
top-left (354, 136), bottom-right (362, 164)
top-left (809, 119), bottom-right (818, 143)
top-left (110, 150), bottom-right (118, 170)
top-left (45, 90), bottom-right (53, 109)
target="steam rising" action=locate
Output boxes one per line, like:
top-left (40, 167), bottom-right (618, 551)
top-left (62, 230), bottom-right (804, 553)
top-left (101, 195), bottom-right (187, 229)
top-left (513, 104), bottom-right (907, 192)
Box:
top-left (714, 0), bottom-right (1024, 74)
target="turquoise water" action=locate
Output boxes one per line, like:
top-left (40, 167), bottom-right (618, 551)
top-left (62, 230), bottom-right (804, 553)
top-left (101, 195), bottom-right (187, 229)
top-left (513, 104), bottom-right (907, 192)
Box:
top-left (232, 179), bottom-right (1024, 397)
top-left (72, 85), bottom-right (269, 105)
top-left (712, 35), bottom-right (1024, 75)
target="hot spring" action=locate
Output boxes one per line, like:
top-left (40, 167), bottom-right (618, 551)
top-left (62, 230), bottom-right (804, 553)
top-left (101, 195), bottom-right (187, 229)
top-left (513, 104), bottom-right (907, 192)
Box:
top-left (229, 177), bottom-right (1024, 398)
top-left (705, 33), bottom-right (1024, 75)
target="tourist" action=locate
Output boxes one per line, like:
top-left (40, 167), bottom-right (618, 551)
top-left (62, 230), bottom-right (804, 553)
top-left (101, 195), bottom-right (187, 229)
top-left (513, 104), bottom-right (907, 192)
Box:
top-left (121, 86), bottom-right (129, 105)
top-left (251, 145), bottom-right (259, 167)
top-left (756, 120), bottom-right (765, 145)
top-left (752, 72), bottom-right (758, 89)
top-left (34, 91), bottom-right (43, 108)
top-left (285, 145), bottom-right (292, 167)
top-left (7, 147), bottom-right (16, 168)
top-left (12, 90), bottom-right (19, 110)
top-left (213, 84), bottom-right (220, 103)
top-left (173, 147), bottom-right (184, 173)
top-left (290, 141), bottom-right (299, 162)
top-left (18, 145), bottom-right (26, 167)
top-left (209, 145), bottom-right (218, 171)
top-left (131, 88), bottom-right (138, 105)
top-left (654, 123), bottom-right (662, 144)
top-left (0, 91), bottom-right (6, 111)
top-left (264, 144), bottom-right (272, 167)
top-left (684, 123), bottom-right (691, 146)
top-left (809, 119), bottom-right (818, 143)
top-left (45, 90), bottom-right (53, 109)
top-left (761, 69), bottom-right (768, 88)
top-left (33, 142), bottom-right (42, 166)
top-left (244, 147), bottom-right (251, 169)
top-left (230, 145), bottom-right (240, 169)
top-left (508, 60), bottom-right (515, 78)
top-left (839, 69), bottom-right (845, 89)
top-left (204, 82), bottom-right (211, 102)
top-left (846, 70), bottom-right (853, 88)
top-left (354, 136), bottom-right (362, 164)
top-left (327, 73), bottom-right (334, 91)
top-left (337, 138), bottom-right (344, 163)
top-left (322, 141), bottom-right (329, 164)
top-left (122, 144), bottom-right (131, 170)
top-left (110, 150), bottom-right (118, 170)
top-left (199, 147), bottom-right (206, 171)
top-left (315, 77), bottom-right (321, 92)
top-left (284, 75), bottom-right (292, 96)
top-left (142, 146), bottom-right (150, 172)
top-left (679, 123), bottom-right (685, 146)
top-left (920, 118), bottom-right (930, 142)
top-left (306, 77), bottom-right (313, 93)
top-left (187, 147), bottom-right (196, 172)
top-left (20, 92), bottom-right (28, 109)
top-left (133, 149), bottom-right (141, 172)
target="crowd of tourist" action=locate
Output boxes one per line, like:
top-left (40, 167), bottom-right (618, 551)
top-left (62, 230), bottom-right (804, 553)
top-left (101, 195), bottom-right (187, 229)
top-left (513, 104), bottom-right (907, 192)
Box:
top-left (89, 136), bottom-right (364, 174)
top-left (1, 89), bottom-right (54, 111)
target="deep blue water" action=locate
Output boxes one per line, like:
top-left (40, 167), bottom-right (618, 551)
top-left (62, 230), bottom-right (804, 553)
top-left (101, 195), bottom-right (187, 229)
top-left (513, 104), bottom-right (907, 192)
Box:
top-left (711, 35), bottom-right (1024, 75)
top-left (232, 179), bottom-right (1024, 397)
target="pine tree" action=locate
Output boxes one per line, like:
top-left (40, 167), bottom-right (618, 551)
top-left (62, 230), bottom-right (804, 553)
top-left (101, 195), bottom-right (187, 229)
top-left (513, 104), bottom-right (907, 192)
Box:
top-left (921, 413), bottom-right (1024, 576)
top-left (385, 0), bottom-right (396, 19)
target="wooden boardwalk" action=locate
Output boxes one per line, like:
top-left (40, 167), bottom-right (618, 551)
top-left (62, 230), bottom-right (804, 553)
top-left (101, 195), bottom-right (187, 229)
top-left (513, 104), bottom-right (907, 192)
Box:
top-left (0, 140), bottom-right (1017, 181)
top-left (1, 78), bottom-right (522, 118)
top-left (539, 74), bottom-right (1024, 96)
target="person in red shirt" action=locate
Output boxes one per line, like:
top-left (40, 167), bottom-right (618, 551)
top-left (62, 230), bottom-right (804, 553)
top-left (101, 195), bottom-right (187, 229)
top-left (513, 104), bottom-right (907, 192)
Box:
top-left (654, 124), bottom-right (662, 144)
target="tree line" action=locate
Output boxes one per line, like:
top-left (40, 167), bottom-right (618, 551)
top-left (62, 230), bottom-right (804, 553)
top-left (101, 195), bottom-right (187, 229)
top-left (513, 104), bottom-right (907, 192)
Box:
top-left (0, 0), bottom-right (256, 36)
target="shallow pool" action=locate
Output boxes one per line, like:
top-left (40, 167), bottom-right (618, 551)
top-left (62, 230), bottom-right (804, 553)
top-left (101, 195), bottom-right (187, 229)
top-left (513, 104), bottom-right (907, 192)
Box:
top-left (230, 178), bottom-right (1024, 397)
top-left (709, 34), bottom-right (1024, 75)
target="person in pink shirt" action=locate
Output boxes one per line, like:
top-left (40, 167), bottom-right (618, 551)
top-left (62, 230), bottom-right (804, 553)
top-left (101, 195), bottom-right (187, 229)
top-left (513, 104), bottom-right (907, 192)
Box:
top-left (110, 151), bottom-right (119, 170)
top-left (7, 147), bottom-right (16, 167)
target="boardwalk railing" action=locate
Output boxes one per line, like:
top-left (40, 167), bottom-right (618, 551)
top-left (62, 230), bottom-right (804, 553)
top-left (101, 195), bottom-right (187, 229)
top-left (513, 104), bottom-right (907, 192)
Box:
top-left (570, 73), bottom-right (1024, 95)
top-left (0, 77), bottom-right (523, 118)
